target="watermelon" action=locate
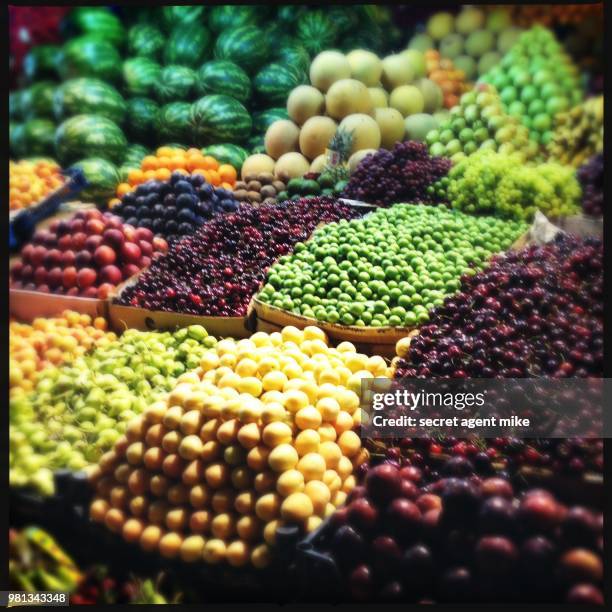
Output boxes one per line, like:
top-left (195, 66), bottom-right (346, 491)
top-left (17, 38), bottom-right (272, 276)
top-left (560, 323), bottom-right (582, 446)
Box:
top-left (63, 7), bottom-right (126, 47)
top-left (127, 24), bottom-right (165, 60)
top-left (190, 95), bottom-right (252, 146)
top-left (22, 45), bottom-right (60, 82)
top-left (123, 144), bottom-right (149, 167)
top-left (155, 102), bottom-right (192, 143)
top-left (122, 57), bottom-right (162, 97)
top-left (277, 5), bottom-right (307, 24)
top-left (161, 6), bottom-right (206, 32)
top-left (195, 60), bottom-right (251, 104)
top-left (327, 7), bottom-right (360, 34)
top-left (273, 45), bottom-right (311, 73)
top-left (10, 123), bottom-right (27, 158)
top-left (70, 157), bottom-right (121, 203)
top-left (53, 78), bottom-right (126, 125)
top-left (208, 5), bottom-right (259, 32)
top-left (164, 24), bottom-right (210, 67)
top-left (55, 114), bottom-right (127, 165)
top-left (201, 143), bottom-right (249, 172)
top-left (253, 63), bottom-right (306, 106)
top-left (126, 98), bottom-right (159, 145)
top-left (156, 66), bottom-right (197, 104)
top-left (214, 25), bottom-right (270, 74)
top-left (9, 91), bottom-right (23, 121)
top-left (296, 11), bottom-right (338, 55)
top-left (23, 119), bottom-right (56, 157)
top-left (58, 36), bottom-right (122, 83)
top-left (251, 107), bottom-right (290, 134)
top-left (247, 134), bottom-right (266, 154)
top-left (21, 82), bottom-right (56, 120)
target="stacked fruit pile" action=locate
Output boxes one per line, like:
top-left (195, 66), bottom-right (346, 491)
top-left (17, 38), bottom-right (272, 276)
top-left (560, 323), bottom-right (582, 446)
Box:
top-left (9, 159), bottom-right (64, 211)
top-left (425, 86), bottom-right (538, 163)
top-left (9, 311), bottom-right (115, 397)
top-left (546, 96), bottom-right (603, 168)
top-left (435, 149), bottom-right (580, 221)
top-left (249, 46), bottom-right (449, 180)
top-left (112, 173), bottom-right (240, 242)
top-left (257, 204), bottom-right (526, 328)
top-left (10, 325), bottom-right (216, 495)
top-left (89, 326), bottom-right (380, 567)
top-left (423, 50), bottom-right (471, 109)
top-left (232, 173), bottom-right (287, 206)
top-left (480, 26), bottom-right (583, 145)
top-left (115, 198), bottom-right (363, 317)
top-left (319, 462), bottom-right (603, 603)
top-left (577, 154), bottom-right (603, 218)
top-left (10, 209), bottom-right (168, 298)
top-left (342, 141), bottom-right (451, 206)
top-left (409, 7), bottom-right (523, 81)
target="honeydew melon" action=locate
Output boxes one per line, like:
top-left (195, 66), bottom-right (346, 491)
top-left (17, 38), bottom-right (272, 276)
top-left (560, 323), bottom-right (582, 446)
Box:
top-left (325, 78), bottom-right (372, 120)
top-left (264, 119), bottom-right (300, 160)
top-left (374, 107), bottom-right (405, 149)
top-left (346, 49), bottom-right (383, 87)
top-left (348, 148), bottom-right (377, 174)
top-left (381, 54), bottom-right (415, 90)
top-left (368, 87), bottom-right (388, 108)
top-left (309, 51), bottom-right (351, 93)
top-left (309, 154), bottom-right (327, 173)
top-left (274, 152), bottom-right (310, 179)
top-left (338, 113), bottom-right (381, 153)
top-left (389, 85), bottom-right (424, 117)
top-left (299, 115), bottom-right (337, 160)
top-left (241, 153), bottom-right (275, 180)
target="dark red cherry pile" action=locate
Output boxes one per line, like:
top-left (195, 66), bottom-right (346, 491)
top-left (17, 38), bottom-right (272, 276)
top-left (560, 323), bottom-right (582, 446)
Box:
top-left (395, 234), bottom-right (603, 380)
top-left (577, 154), bottom-right (603, 217)
top-left (341, 141), bottom-right (452, 207)
top-left (322, 463), bottom-right (603, 603)
top-left (115, 197), bottom-right (363, 316)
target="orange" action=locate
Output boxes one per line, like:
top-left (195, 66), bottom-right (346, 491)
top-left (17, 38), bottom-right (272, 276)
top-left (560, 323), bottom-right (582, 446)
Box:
top-left (168, 156), bottom-right (186, 170)
top-left (156, 168), bottom-right (172, 181)
top-left (202, 155), bottom-right (219, 171)
top-left (186, 147), bottom-right (201, 156)
top-left (141, 155), bottom-right (159, 171)
top-left (128, 169), bottom-right (145, 184)
top-left (208, 170), bottom-right (221, 186)
top-left (157, 156), bottom-right (171, 170)
top-left (221, 181), bottom-right (234, 190)
top-left (186, 154), bottom-right (205, 172)
top-left (116, 182), bottom-right (132, 197)
top-left (156, 146), bottom-right (175, 157)
top-left (144, 169), bottom-right (157, 181)
top-left (218, 164), bottom-right (237, 183)
top-left (109, 198), bottom-right (122, 208)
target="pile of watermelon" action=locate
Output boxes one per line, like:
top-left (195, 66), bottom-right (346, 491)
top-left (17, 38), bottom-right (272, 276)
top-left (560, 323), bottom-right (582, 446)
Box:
top-left (10, 5), bottom-right (397, 202)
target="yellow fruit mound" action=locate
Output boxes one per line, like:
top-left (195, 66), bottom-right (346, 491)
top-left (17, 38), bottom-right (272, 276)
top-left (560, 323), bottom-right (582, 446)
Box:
top-left (89, 326), bottom-right (391, 568)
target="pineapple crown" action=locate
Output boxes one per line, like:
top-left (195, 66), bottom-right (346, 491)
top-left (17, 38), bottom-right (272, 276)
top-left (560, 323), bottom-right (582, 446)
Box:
top-left (328, 128), bottom-right (354, 162)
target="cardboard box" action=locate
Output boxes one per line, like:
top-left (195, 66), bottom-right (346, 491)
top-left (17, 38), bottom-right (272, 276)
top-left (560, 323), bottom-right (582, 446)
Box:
top-left (253, 298), bottom-right (417, 358)
top-left (10, 289), bottom-right (106, 321)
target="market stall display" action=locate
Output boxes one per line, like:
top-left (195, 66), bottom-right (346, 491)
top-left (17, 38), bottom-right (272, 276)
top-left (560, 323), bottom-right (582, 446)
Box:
top-left (8, 3), bottom-right (605, 606)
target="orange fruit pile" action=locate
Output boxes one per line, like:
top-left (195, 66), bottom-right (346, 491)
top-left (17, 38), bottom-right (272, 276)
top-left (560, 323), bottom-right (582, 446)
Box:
top-left (110, 147), bottom-right (238, 208)
top-left (425, 50), bottom-right (472, 110)
top-left (507, 3), bottom-right (603, 27)
top-left (10, 159), bottom-right (64, 211)
top-left (9, 311), bottom-right (116, 397)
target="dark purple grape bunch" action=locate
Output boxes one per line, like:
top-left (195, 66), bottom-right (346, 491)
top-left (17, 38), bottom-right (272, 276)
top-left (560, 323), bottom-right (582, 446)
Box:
top-left (115, 197), bottom-right (363, 317)
top-left (342, 141), bottom-right (452, 207)
top-left (577, 154), bottom-right (603, 217)
top-left (112, 172), bottom-right (240, 242)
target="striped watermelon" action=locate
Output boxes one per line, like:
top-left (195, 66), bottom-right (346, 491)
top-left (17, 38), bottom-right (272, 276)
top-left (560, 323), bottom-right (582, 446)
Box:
top-left (247, 135), bottom-right (266, 154)
top-left (296, 11), bottom-right (338, 55)
top-left (208, 5), bottom-right (259, 32)
top-left (190, 95), bottom-right (252, 146)
top-left (253, 63), bottom-right (307, 106)
top-left (277, 5), bottom-right (306, 24)
top-left (126, 98), bottom-right (159, 145)
top-left (63, 7), bottom-right (126, 47)
top-left (21, 82), bottom-right (57, 120)
top-left (161, 6), bottom-right (206, 31)
top-left (23, 119), bottom-right (56, 157)
top-left (327, 7), bottom-right (361, 34)
top-left (273, 45), bottom-right (311, 74)
top-left (23, 45), bottom-right (60, 82)
top-left (127, 24), bottom-right (165, 60)
top-left (122, 57), bottom-right (162, 97)
top-left (195, 60), bottom-right (251, 103)
top-left (10, 91), bottom-right (24, 121)
top-left (55, 114), bottom-right (127, 165)
top-left (10, 123), bottom-right (27, 158)
top-left (123, 144), bottom-right (149, 167)
top-left (155, 102), bottom-right (192, 143)
top-left (214, 25), bottom-right (270, 74)
top-left (53, 78), bottom-right (126, 124)
top-left (58, 36), bottom-right (122, 83)
top-left (164, 24), bottom-right (210, 68)
top-left (157, 66), bottom-right (197, 104)
top-left (70, 157), bottom-right (120, 203)
top-left (201, 143), bottom-right (248, 172)
top-left (251, 107), bottom-right (290, 134)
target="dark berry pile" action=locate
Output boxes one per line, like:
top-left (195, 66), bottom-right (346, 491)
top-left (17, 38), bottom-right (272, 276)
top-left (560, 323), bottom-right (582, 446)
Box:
top-left (577, 154), bottom-right (603, 217)
top-left (323, 462), bottom-right (603, 603)
top-left (115, 197), bottom-right (363, 317)
top-left (112, 173), bottom-right (240, 242)
top-left (341, 141), bottom-right (452, 207)
top-left (395, 234), bottom-right (603, 379)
